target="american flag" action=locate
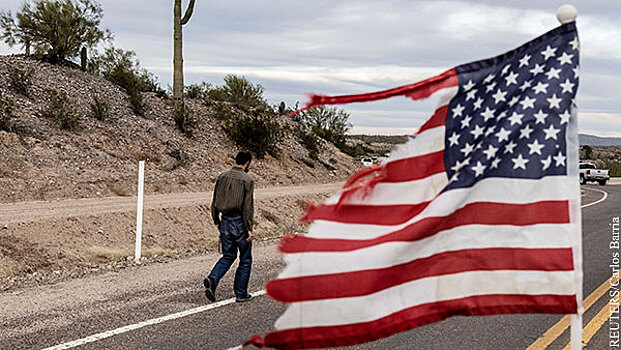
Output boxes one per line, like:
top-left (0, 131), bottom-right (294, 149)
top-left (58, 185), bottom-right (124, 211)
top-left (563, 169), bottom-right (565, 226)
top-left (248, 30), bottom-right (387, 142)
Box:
top-left (246, 22), bottom-right (582, 349)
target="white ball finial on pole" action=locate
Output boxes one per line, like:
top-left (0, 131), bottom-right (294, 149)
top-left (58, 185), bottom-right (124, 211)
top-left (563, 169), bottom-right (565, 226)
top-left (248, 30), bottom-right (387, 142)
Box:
top-left (557, 4), bottom-right (578, 24)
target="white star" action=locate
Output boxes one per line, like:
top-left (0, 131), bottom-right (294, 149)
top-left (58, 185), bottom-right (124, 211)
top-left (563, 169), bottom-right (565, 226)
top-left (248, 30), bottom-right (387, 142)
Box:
top-left (519, 80), bottom-right (532, 92)
top-left (485, 126), bottom-right (496, 137)
top-left (504, 141), bottom-right (517, 154)
top-left (490, 157), bottom-right (501, 169)
top-left (508, 96), bottom-right (520, 107)
top-left (547, 94), bottom-right (562, 109)
top-left (519, 96), bottom-right (536, 110)
top-left (451, 158), bottom-right (470, 172)
top-left (530, 64), bottom-right (545, 75)
top-left (498, 111), bottom-right (507, 119)
top-left (466, 88), bottom-right (477, 101)
top-left (473, 97), bottom-right (484, 110)
top-left (527, 139), bottom-right (545, 155)
top-left (471, 161), bottom-right (487, 177)
top-left (560, 79), bottom-right (575, 94)
top-left (505, 71), bottom-right (518, 86)
top-left (553, 152), bottom-right (566, 167)
top-left (460, 143), bottom-right (474, 157)
top-left (541, 45), bottom-right (557, 60)
top-left (448, 132), bottom-right (460, 146)
top-left (569, 37), bottom-right (579, 50)
top-left (519, 54), bottom-right (531, 67)
top-left (486, 81), bottom-right (497, 93)
top-left (463, 80), bottom-right (475, 91)
top-left (520, 124), bottom-right (534, 139)
top-left (452, 104), bottom-right (465, 117)
top-left (559, 110), bottom-right (571, 124)
top-left (480, 107), bottom-right (495, 122)
top-left (460, 115), bottom-right (472, 129)
top-left (512, 154), bottom-right (529, 170)
top-left (546, 67), bottom-right (562, 80)
top-left (482, 144), bottom-right (498, 160)
top-left (534, 110), bottom-right (548, 124)
top-left (572, 66), bottom-right (580, 79)
top-left (484, 73), bottom-right (496, 83)
top-left (543, 125), bottom-right (560, 140)
top-left (541, 155), bottom-right (552, 170)
top-left (470, 124), bottom-right (485, 139)
top-left (501, 64), bottom-right (511, 76)
top-left (449, 173), bottom-right (460, 183)
top-left (492, 89), bottom-right (507, 104)
top-left (508, 111), bottom-right (524, 126)
top-left (496, 128), bottom-right (511, 143)
top-left (558, 52), bottom-right (574, 65)
top-left (532, 82), bottom-right (549, 94)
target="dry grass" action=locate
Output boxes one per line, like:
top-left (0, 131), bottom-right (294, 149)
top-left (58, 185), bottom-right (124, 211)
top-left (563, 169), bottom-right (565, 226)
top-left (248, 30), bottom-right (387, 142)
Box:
top-left (106, 181), bottom-right (132, 197)
top-left (88, 246), bottom-right (178, 262)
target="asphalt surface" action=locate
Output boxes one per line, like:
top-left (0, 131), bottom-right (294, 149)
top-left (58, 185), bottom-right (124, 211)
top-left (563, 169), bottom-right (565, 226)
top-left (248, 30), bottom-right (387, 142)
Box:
top-left (0, 183), bottom-right (619, 350)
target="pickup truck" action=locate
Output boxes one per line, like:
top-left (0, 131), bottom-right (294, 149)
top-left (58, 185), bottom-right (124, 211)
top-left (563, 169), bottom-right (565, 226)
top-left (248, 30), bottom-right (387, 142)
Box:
top-left (579, 162), bottom-right (609, 185)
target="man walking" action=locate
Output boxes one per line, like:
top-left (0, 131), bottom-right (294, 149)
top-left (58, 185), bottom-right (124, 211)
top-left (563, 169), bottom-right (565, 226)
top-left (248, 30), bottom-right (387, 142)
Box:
top-left (205, 151), bottom-right (255, 303)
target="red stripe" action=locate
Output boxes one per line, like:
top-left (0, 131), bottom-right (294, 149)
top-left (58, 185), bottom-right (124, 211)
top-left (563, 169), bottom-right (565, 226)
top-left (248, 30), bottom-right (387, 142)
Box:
top-left (417, 105), bottom-right (448, 134)
top-left (282, 201), bottom-right (570, 253)
top-left (250, 294), bottom-right (577, 349)
top-left (304, 201), bottom-right (430, 225)
top-left (304, 69), bottom-right (458, 109)
top-left (267, 248), bottom-right (574, 303)
top-left (383, 150), bottom-right (446, 183)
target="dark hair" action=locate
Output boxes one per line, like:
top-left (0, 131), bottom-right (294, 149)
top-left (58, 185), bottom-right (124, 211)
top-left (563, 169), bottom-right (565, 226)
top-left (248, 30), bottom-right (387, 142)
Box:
top-left (235, 151), bottom-right (252, 165)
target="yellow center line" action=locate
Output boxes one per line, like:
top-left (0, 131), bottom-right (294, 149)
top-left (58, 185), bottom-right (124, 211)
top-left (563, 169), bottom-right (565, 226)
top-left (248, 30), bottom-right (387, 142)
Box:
top-left (526, 276), bottom-right (619, 350)
top-left (561, 295), bottom-right (620, 349)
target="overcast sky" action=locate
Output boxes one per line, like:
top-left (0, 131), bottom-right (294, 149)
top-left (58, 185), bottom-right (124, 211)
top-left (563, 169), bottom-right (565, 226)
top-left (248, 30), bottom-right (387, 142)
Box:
top-left (1, 1), bottom-right (619, 136)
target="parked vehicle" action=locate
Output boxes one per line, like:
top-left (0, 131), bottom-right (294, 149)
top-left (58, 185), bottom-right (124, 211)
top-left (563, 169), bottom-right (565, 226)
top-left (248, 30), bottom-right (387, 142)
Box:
top-left (579, 162), bottom-right (609, 185)
top-left (361, 157), bottom-right (374, 167)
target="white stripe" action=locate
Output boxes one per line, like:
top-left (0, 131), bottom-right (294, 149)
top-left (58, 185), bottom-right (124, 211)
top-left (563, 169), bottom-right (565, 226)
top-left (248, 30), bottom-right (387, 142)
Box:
top-left (435, 86), bottom-right (459, 108)
top-left (324, 172), bottom-right (448, 206)
top-left (275, 270), bottom-right (576, 330)
top-left (388, 126), bottom-right (445, 162)
top-left (308, 176), bottom-right (571, 240)
top-left (279, 224), bottom-right (573, 278)
top-left (41, 290), bottom-right (267, 350)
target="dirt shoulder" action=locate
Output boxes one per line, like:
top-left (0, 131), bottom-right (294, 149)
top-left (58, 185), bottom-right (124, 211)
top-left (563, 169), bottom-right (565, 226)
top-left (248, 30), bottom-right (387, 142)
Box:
top-left (0, 182), bottom-right (341, 281)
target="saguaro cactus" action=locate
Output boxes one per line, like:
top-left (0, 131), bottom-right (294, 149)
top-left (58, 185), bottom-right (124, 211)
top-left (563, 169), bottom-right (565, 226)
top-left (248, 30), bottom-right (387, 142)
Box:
top-left (173, 0), bottom-right (196, 107)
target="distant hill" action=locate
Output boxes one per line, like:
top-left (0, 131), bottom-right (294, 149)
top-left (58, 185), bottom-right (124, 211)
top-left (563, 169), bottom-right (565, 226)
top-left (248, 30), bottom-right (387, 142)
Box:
top-left (579, 134), bottom-right (621, 146)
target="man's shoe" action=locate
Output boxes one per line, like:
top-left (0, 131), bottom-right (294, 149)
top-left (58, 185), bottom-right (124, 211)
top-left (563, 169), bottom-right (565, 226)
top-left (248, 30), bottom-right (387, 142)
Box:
top-left (203, 277), bottom-right (216, 302)
top-left (236, 294), bottom-right (253, 303)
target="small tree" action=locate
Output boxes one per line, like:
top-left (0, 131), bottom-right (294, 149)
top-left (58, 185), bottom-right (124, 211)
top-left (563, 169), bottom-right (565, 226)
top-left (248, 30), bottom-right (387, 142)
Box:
top-left (583, 145), bottom-right (593, 160)
top-left (0, 0), bottom-right (111, 63)
top-left (209, 74), bottom-right (269, 111)
top-left (300, 106), bottom-right (352, 148)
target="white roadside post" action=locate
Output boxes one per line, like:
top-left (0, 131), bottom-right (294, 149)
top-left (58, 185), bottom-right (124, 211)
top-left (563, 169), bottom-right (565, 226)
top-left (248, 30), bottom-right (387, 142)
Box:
top-left (134, 160), bottom-right (145, 262)
top-left (557, 4), bottom-right (582, 350)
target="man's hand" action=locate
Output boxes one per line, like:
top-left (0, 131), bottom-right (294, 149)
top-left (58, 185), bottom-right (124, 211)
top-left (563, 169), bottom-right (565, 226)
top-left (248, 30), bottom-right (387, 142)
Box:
top-left (247, 231), bottom-right (254, 242)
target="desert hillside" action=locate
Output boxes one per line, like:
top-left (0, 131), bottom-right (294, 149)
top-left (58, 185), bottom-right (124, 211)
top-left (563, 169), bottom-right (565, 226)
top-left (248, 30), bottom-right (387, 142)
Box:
top-left (0, 55), bottom-right (359, 203)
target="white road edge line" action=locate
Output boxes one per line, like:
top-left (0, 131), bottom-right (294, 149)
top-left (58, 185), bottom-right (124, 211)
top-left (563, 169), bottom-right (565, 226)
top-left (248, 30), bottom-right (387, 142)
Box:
top-left (41, 290), bottom-right (267, 350)
top-left (42, 186), bottom-right (610, 350)
top-left (581, 187), bottom-right (608, 208)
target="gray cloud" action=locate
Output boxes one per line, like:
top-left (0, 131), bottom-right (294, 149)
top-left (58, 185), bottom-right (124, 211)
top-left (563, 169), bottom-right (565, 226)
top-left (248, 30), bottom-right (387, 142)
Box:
top-left (1, 0), bottom-right (619, 135)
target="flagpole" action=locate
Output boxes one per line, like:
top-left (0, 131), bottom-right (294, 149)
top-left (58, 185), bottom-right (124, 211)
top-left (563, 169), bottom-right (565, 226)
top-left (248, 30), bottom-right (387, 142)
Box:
top-left (557, 5), bottom-right (582, 350)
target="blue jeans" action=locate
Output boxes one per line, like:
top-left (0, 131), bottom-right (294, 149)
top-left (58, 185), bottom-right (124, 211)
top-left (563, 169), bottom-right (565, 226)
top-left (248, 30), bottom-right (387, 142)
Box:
top-left (208, 213), bottom-right (252, 298)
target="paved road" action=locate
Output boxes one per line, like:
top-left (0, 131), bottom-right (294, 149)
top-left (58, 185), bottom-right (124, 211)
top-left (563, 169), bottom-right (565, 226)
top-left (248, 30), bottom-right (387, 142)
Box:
top-left (0, 184), bottom-right (618, 350)
top-left (0, 182), bottom-right (341, 224)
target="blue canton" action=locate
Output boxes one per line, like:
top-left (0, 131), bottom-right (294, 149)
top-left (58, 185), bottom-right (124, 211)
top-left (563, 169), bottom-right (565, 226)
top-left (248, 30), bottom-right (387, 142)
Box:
top-left (444, 23), bottom-right (579, 191)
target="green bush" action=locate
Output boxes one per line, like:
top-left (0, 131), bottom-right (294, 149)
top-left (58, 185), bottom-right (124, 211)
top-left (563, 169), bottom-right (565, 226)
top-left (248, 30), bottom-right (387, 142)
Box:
top-left (209, 75), bottom-right (270, 111)
top-left (89, 47), bottom-right (159, 116)
top-left (0, 0), bottom-right (111, 63)
top-left (340, 142), bottom-right (375, 158)
top-left (174, 105), bottom-right (198, 137)
top-left (602, 160), bottom-right (621, 177)
top-left (185, 82), bottom-right (211, 99)
top-left (90, 95), bottom-right (108, 120)
top-left (297, 126), bottom-right (320, 160)
top-left (299, 106), bottom-right (351, 149)
top-left (222, 108), bottom-right (283, 159)
top-left (8, 67), bottom-right (33, 96)
top-left (43, 89), bottom-right (79, 129)
top-left (0, 95), bottom-right (14, 131)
